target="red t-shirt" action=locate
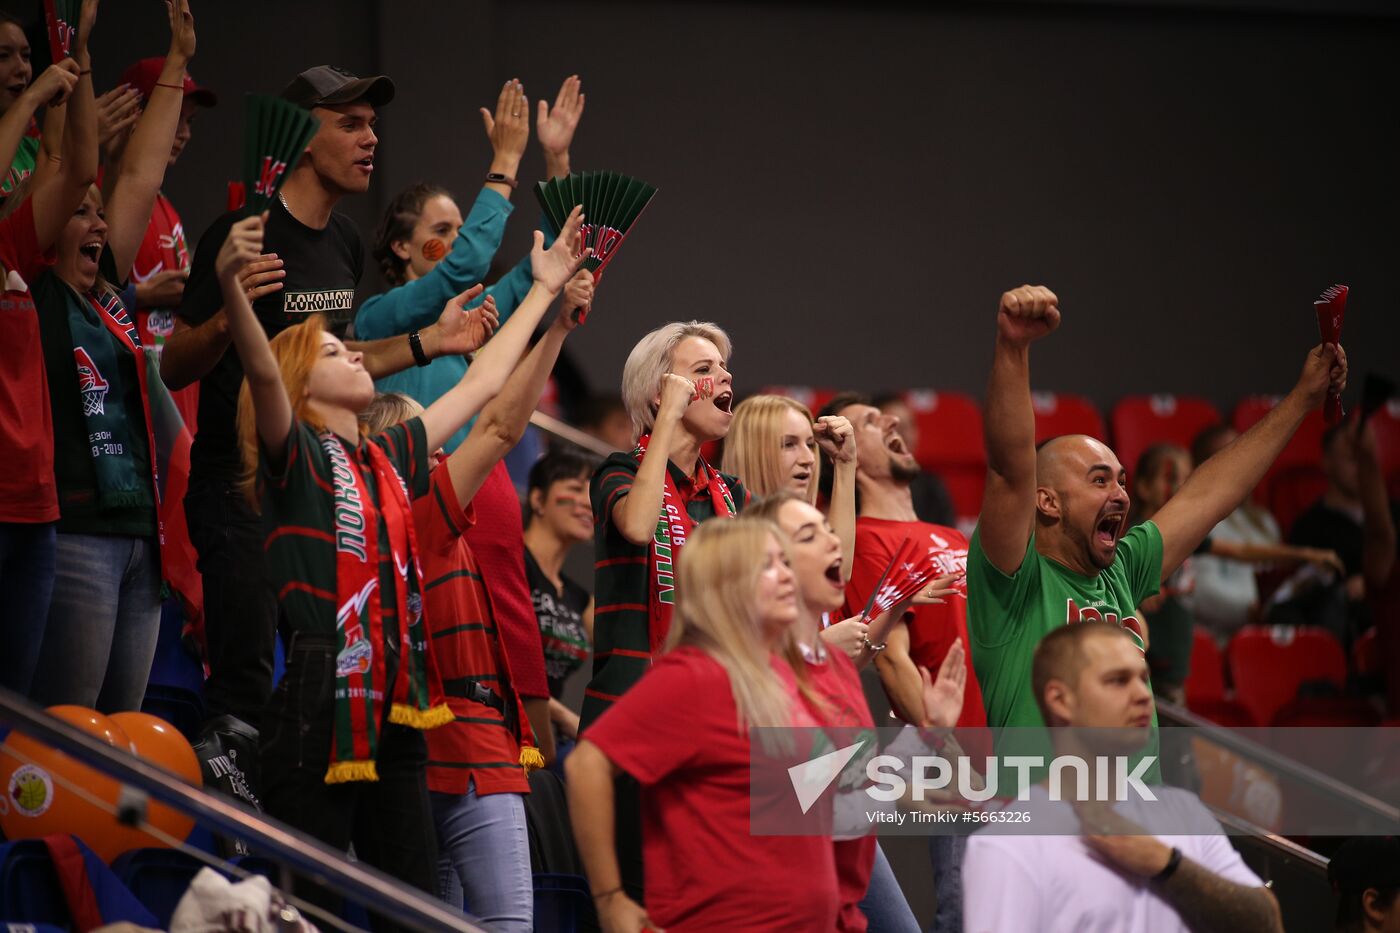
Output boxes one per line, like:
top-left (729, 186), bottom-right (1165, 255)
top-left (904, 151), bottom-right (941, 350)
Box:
top-left (803, 648), bottom-right (876, 933)
top-left (586, 647), bottom-right (840, 932)
top-left (415, 466), bottom-right (531, 796)
top-left (463, 462), bottom-right (549, 698)
top-left (844, 517), bottom-right (986, 727)
top-left (133, 192), bottom-right (197, 431)
top-left (0, 197), bottom-right (57, 522)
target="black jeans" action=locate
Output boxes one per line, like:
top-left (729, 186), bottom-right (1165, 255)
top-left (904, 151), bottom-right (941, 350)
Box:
top-left (260, 632), bottom-right (439, 931)
top-left (185, 481), bottom-right (277, 728)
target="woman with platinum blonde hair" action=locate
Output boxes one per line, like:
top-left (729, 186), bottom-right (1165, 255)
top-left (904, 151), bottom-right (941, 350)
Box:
top-left (567, 516), bottom-right (840, 933)
top-left (580, 319), bottom-right (747, 907)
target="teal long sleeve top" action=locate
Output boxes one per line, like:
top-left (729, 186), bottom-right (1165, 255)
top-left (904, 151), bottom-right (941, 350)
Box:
top-left (354, 187), bottom-right (536, 452)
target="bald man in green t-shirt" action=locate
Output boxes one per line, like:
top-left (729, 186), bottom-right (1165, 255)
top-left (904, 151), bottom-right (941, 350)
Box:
top-left (967, 284), bottom-right (1349, 732)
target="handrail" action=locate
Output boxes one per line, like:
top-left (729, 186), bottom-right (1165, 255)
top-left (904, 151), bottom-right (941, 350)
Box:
top-left (1209, 806), bottom-right (1331, 873)
top-left (0, 688), bottom-right (489, 933)
top-left (1156, 699), bottom-right (1399, 828)
top-left (529, 409), bottom-right (615, 457)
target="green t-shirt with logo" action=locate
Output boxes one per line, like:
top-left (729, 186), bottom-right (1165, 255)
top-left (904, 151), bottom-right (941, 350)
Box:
top-left (966, 520), bottom-right (1162, 728)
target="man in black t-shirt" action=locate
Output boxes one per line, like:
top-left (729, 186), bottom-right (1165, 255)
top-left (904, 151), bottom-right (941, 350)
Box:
top-left (162, 66), bottom-right (477, 738)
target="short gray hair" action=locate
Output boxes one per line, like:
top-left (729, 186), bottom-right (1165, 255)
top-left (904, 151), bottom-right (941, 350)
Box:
top-left (620, 321), bottom-right (733, 440)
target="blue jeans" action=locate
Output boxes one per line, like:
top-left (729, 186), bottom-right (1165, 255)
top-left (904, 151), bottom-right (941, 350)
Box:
top-left (0, 522), bottom-right (56, 696)
top-left (928, 834), bottom-right (966, 933)
top-left (860, 842), bottom-right (920, 933)
top-left (32, 533), bottom-right (161, 712)
top-left (431, 781), bottom-right (532, 932)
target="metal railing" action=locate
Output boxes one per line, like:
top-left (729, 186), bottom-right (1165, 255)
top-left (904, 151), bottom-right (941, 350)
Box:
top-left (0, 688), bottom-right (490, 933)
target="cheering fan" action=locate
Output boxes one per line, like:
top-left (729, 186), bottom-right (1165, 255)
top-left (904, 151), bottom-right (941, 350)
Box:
top-left (228, 95), bottom-right (320, 215)
top-left (534, 171), bottom-right (656, 322)
top-left (42, 0), bottom-right (78, 62)
top-left (1314, 284), bottom-right (1348, 425)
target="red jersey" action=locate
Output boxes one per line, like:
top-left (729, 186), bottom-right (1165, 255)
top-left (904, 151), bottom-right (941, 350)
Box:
top-left (462, 462), bottom-right (549, 698)
top-left (132, 193), bottom-right (197, 430)
top-left (0, 198), bottom-right (58, 522)
top-left (803, 648), bottom-right (876, 933)
top-left (416, 466), bottom-right (531, 796)
top-left (845, 517), bottom-right (987, 727)
top-left (587, 647), bottom-right (840, 932)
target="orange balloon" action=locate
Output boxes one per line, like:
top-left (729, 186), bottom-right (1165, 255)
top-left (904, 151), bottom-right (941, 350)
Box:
top-left (0, 705), bottom-right (134, 861)
top-left (107, 712), bottom-right (200, 853)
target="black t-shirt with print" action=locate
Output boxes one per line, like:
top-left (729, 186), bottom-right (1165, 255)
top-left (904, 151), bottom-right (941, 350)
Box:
top-left (181, 197), bottom-right (363, 487)
top-left (524, 548), bottom-right (591, 698)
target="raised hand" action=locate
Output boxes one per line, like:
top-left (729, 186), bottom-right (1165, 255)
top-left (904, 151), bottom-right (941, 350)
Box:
top-left (480, 79), bottom-right (529, 168)
top-left (236, 254), bottom-right (285, 304)
top-left (434, 287), bottom-right (499, 357)
top-left (919, 639), bottom-right (966, 728)
top-left (1292, 342), bottom-right (1348, 410)
top-left (559, 269), bottom-right (596, 330)
top-left (657, 372), bottom-right (699, 424)
top-left (216, 214), bottom-right (266, 285)
top-left (76, 0), bottom-right (99, 56)
top-left (814, 415), bottom-right (857, 464)
top-left (530, 205), bottom-right (589, 293)
top-left (165, 0), bottom-right (196, 66)
top-left (910, 572), bottom-right (962, 606)
top-left (819, 616), bottom-right (870, 661)
top-left (25, 61), bottom-right (81, 109)
top-left (997, 284), bottom-right (1060, 348)
top-left (96, 84), bottom-right (142, 158)
top-left (538, 74), bottom-right (584, 159)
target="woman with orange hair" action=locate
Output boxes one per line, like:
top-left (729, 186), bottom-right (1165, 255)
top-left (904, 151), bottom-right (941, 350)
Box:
top-left (215, 204), bottom-right (585, 918)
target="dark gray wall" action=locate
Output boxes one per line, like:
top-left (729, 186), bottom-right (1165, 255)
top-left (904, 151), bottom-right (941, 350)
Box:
top-left (74, 0), bottom-right (1400, 415)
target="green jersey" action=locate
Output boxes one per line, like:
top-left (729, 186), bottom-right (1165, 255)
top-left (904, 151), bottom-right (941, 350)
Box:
top-left (966, 521), bottom-right (1163, 729)
top-left (2, 136), bottom-right (39, 198)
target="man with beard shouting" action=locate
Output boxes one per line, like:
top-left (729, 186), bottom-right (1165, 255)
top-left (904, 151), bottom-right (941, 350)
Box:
top-left (967, 284), bottom-right (1349, 732)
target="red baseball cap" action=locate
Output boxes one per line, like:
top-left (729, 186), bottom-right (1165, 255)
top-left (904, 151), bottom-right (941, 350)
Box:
top-left (118, 57), bottom-right (217, 108)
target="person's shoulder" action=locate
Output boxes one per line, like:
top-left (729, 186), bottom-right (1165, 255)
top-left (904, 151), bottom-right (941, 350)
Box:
top-left (195, 210), bottom-right (238, 245)
top-left (654, 645), bottom-right (725, 683)
top-left (595, 451), bottom-right (639, 481)
top-left (328, 211), bottom-right (364, 245)
top-left (922, 522), bottom-right (969, 551)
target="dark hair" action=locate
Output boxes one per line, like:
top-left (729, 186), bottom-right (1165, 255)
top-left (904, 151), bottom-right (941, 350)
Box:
top-left (1190, 423), bottom-right (1236, 468)
top-left (525, 449), bottom-right (598, 528)
top-left (870, 391), bottom-right (906, 410)
top-left (575, 394), bottom-right (627, 431)
top-left (815, 392), bottom-right (871, 501)
top-left (372, 182), bottom-right (453, 286)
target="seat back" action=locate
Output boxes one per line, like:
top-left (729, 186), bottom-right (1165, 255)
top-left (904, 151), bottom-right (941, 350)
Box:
top-left (1111, 395), bottom-right (1221, 484)
top-left (1184, 628), bottom-right (1226, 706)
top-left (110, 848), bottom-right (205, 928)
top-left (0, 840), bottom-right (70, 925)
top-left (1031, 391), bottom-right (1106, 445)
top-left (1227, 626), bottom-right (1346, 727)
top-left (533, 873), bottom-right (595, 933)
top-left (902, 390), bottom-right (985, 530)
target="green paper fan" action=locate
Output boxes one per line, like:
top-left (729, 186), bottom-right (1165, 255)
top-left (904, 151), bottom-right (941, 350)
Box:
top-left (533, 171), bottom-right (657, 275)
top-left (242, 95), bottom-right (320, 215)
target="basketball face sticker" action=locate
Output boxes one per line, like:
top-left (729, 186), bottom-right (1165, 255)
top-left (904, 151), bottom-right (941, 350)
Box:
top-left (9, 764), bottom-right (53, 818)
top-left (421, 238), bottom-right (447, 262)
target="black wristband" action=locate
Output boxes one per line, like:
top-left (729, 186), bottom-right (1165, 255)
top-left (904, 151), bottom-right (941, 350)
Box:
top-left (485, 171), bottom-right (518, 190)
top-left (408, 330), bottom-right (430, 367)
top-left (1152, 846), bottom-right (1183, 883)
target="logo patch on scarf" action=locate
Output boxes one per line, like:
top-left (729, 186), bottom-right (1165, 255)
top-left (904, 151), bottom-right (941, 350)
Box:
top-left (337, 638), bottom-right (373, 677)
top-left (74, 346), bottom-right (110, 416)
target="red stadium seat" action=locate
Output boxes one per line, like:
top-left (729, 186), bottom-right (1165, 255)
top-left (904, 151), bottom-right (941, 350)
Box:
top-left (1111, 395), bottom-right (1221, 481)
top-left (1271, 696), bottom-right (1380, 727)
top-left (1187, 698), bottom-right (1257, 728)
top-left (902, 390), bottom-right (985, 530)
top-left (1353, 626), bottom-right (1380, 678)
top-left (1227, 625), bottom-right (1346, 728)
top-left (1031, 391), bottom-right (1107, 445)
top-left (1184, 628), bottom-right (1226, 706)
top-left (1368, 399), bottom-right (1400, 500)
top-left (756, 385), bottom-right (838, 416)
top-left (1233, 396), bottom-right (1328, 535)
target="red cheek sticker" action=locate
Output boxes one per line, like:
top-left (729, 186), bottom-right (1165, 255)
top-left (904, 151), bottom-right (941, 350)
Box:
top-left (421, 238), bottom-right (447, 262)
top-left (691, 377), bottom-right (713, 402)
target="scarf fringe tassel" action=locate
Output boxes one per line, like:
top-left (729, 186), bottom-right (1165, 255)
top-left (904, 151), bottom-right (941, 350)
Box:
top-left (520, 746), bottom-right (545, 772)
top-left (324, 760), bottom-right (380, 784)
top-left (390, 702), bottom-right (455, 730)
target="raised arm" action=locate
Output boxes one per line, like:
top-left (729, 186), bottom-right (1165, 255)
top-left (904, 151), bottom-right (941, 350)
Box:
top-left (216, 215), bottom-right (291, 456)
top-left (1206, 538), bottom-right (1344, 576)
top-left (536, 74), bottom-right (584, 181)
top-left (1155, 343), bottom-right (1347, 581)
top-left (103, 0), bottom-right (194, 281)
top-left (815, 415), bottom-right (858, 582)
top-left (479, 78), bottom-right (528, 200)
top-left (160, 255), bottom-right (283, 389)
top-left (979, 286), bottom-right (1061, 574)
top-left (610, 373), bottom-right (697, 546)
top-left (6, 63), bottom-right (81, 249)
top-left (28, 0), bottom-right (100, 248)
top-left (415, 207), bottom-right (586, 452)
top-left (446, 272), bottom-right (594, 507)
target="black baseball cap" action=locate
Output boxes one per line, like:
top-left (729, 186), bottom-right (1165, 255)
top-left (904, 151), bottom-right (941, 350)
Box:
top-left (279, 66), bottom-right (394, 109)
top-left (1329, 837), bottom-right (1400, 891)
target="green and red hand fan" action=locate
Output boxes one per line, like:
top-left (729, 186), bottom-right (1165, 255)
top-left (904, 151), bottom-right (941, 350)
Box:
top-left (1314, 284), bottom-right (1348, 425)
top-left (42, 0), bottom-right (79, 62)
top-left (226, 95), bottom-right (320, 215)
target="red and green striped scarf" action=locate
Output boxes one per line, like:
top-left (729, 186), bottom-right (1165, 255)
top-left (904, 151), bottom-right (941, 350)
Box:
top-left (634, 433), bottom-right (737, 654)
top-left (322, 432), bottom-right (451, 784)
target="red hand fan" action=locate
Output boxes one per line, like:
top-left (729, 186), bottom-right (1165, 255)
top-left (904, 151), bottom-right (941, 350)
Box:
top-left (1314, 284), bottom-right (1348, 425)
